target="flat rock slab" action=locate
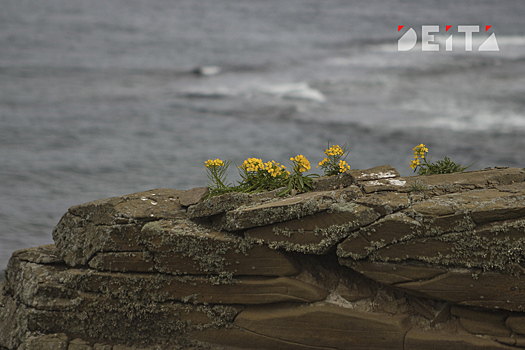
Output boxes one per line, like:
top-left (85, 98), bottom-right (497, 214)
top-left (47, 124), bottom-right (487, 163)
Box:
top-left (354, 191), bottom-right (410, 215)
top-left (404, 167), bottom-right (525, 195)
top-left (64, 269), bottom-right (327, 305)
top-left (187, 190), bottom-right (281, 219)
top-left (5, 250), bottom-right (326, 307)
top-left (245, 204), bottom-right (379, 254)
top-left (342, 260), bottom-right (447, 285)
top-left (195, 303), bottom-right (410, 350)
top-left (405, 329), bottom-right (513, 350)
top-left (337, 182), bottom-right (525, 262)
top-left (52, 189), bottom-right (190, 266)
top-left (337, 211), bottom-right (422, 259)
top-left (349, 164), bottom-right (400, 182)
top-left (366, 218), bottom-right (525, 274)
top-left (86, 220), bottom-right (299, 277)
top-left (0, 288), bottom-right (240, 349)
top-left (312, 171), bottom-right (356, 191)
top-left (217, 186), bottom-right (363, 232)
top-left (395, 268), bottom-right (525, 312)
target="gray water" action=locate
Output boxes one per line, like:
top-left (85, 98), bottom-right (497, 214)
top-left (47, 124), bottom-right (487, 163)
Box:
top-left (2, 0), bottom-right (525, 276)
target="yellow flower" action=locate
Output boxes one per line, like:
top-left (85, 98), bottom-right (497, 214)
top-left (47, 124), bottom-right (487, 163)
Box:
top-left (338, 160), bottom-right (351, 173)
top-left (409, 158), bottom-right (420, 170)
top-left (291, 155), bottom-right (311, 173)
top-left (263, 160), bottom-right (286, 177)
top-left (324, 145), bottom-right (344, 157)
top-left (317, 157), bottom-right (329, 167)
top-left (205, 158), bottom-right (225, 168)
top-left (240, 158), bottom-right (264, 172)
top-left (413, 144), bottom-right (428, 158)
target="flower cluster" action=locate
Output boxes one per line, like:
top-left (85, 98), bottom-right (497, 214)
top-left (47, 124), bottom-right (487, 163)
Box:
top-left (264, 160), bottom-right (288, 178)
top-left (205, 158), bottom-right (225, 168)
top-left (240, 158), bottom-right (264, 173)
top-left (338, 160), bottom-right (351, 173)
top-left (290, 155), bottom-right (311, 173)
top-left (325, 144), bottom-right (344, 157)
top-left (317, 143), bottom-right (350, 176)
top-left (409, 144), bottom-right (428, 170)
top-left (204, 158), bottom-right (231, 197)
top-left (409, 143), bottom-right (472, 175)
top-left (204, 142), bottom-right (353, 198)
top-left (237, 158), bottom-right (290, 193)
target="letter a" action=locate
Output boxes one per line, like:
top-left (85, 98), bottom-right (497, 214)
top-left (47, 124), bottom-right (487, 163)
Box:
top-left (478, 33), bottom-right (500, 51)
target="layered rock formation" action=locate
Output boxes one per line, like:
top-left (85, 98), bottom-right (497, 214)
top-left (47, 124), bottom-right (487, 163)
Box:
top-left (2, 165), bottom-right (525, 349)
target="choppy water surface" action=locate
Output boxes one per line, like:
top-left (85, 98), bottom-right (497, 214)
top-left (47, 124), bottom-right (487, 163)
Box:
top-left (1, 0), bottom-right (525, 274)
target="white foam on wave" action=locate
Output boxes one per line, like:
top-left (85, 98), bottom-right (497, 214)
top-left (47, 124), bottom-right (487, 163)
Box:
top-left (428, 112), bottom-right (525, 133)
top-left (181, 82), bottom-right (326, 103)
top-left (257, 82), bottom-right (326, 102)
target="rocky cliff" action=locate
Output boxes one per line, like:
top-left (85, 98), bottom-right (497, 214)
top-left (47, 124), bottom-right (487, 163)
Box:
top-left (2, 165), bottom-right (525, 349)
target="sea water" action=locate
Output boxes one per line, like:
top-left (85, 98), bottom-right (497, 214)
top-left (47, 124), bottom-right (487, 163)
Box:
top-left (1, 0), bottom-right (525, 275)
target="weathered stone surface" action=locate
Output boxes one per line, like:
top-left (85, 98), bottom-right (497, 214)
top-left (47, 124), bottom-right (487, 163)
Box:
top-left (343, 261), bottom-right (447, 285)
top-left (350, 164), bottom-right (400, 181)
top-left (53, 188), bottom-right (187, 267)
top-left (88, 251), bottom-right (156, 273)
top-left (11, 244), bottom-right (63, 265)
top-left (5, 166), bottom-right (525, 350)
top-left (68, 338), bottom-right (92, 350)
top-left (218, 186), bottom-right (363, 232)
top-left (235, 304), bottom-right (411, 349)
top-left (404, 167), bottom-right (525, 195)
top-left (354, 191), bottom-right (410, 215)
top-left (367, 218), bottom-right (525, 274)
top-left (337, 211), bottom-right (421, 259)
top-left (65, 269), bottom-right (327, 305)
top-left (405, 329), bottom-right (514, 350)
top-left (178, 187), bottom-right (209, 207)
top-left (137, 220), bottom-right (300, 276)
top-left (338, 178), bottom-right (525, 274)
top-left (86, 219), bottom-right (300, 277)
top-left (312, 171), bottom-right (355, 191)
top-left (0, 290), bottom-right (31, 350)
top-left (5, 252), bottom-right (325, 307)
top-left (17, 333), bottom-right (69, 350)
top-left (452, 305), bottom-right (510, 337)
top-left (196, 304), bottom-right (411, 350)
top-left (245, 203), bottom-right (379, 254)
top-left (395, 269), bottom-right (525, 312)
top-left (187, 190), bottom-right (280, 219)
top-left (506, 315), bottom-right (525, 335)
top-left (1, 274), bottom-right (240, 349)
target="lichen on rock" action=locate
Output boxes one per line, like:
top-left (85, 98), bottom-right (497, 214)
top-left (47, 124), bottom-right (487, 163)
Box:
top-left (3, 166), bottom-right (525, 349)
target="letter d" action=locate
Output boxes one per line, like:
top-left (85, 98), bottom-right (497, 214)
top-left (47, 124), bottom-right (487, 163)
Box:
top-left (398, 28), bottom-right (417, 51)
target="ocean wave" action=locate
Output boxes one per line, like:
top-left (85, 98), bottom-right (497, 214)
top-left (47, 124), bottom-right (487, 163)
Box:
top-left (180, 82), bottom-right (326, 103)
top-left (427, 112), bottom-right (525, 133)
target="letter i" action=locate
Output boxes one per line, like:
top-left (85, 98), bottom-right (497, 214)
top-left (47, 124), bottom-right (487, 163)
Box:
top-left (445, 25), bottom-right (453, 51)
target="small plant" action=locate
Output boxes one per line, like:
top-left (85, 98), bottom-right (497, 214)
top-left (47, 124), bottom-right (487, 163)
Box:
top-left (409, 181), bottom-right (429, 192)
top-left (317, 143), bottom-right (351, 176)
top-left (410, 144), bottom-right (472, 175)
top-left (203, 142), bottom-right (353, 198)
top-left (204, 158), bottom-right (232, 197)
top-left (238, 158), bottom-right (289, 193)
top-left (279, 155), bottom-right (319, 196)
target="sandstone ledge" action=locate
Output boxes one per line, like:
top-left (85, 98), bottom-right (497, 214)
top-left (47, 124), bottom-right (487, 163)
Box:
top-left (2, 166), bottom-right (525, 349)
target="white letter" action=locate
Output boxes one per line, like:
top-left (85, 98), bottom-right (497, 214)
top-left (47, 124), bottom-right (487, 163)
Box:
top-left (422, 25), bottom-right (439, 51)
top-left (398, 28), bottom-right (417, 51)
top-left (458, 25), bottom-right (479, 51)
top-left (445, 35), bottom-right (453, 51)
top-left (478, 33), bottom-right (500, 51)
